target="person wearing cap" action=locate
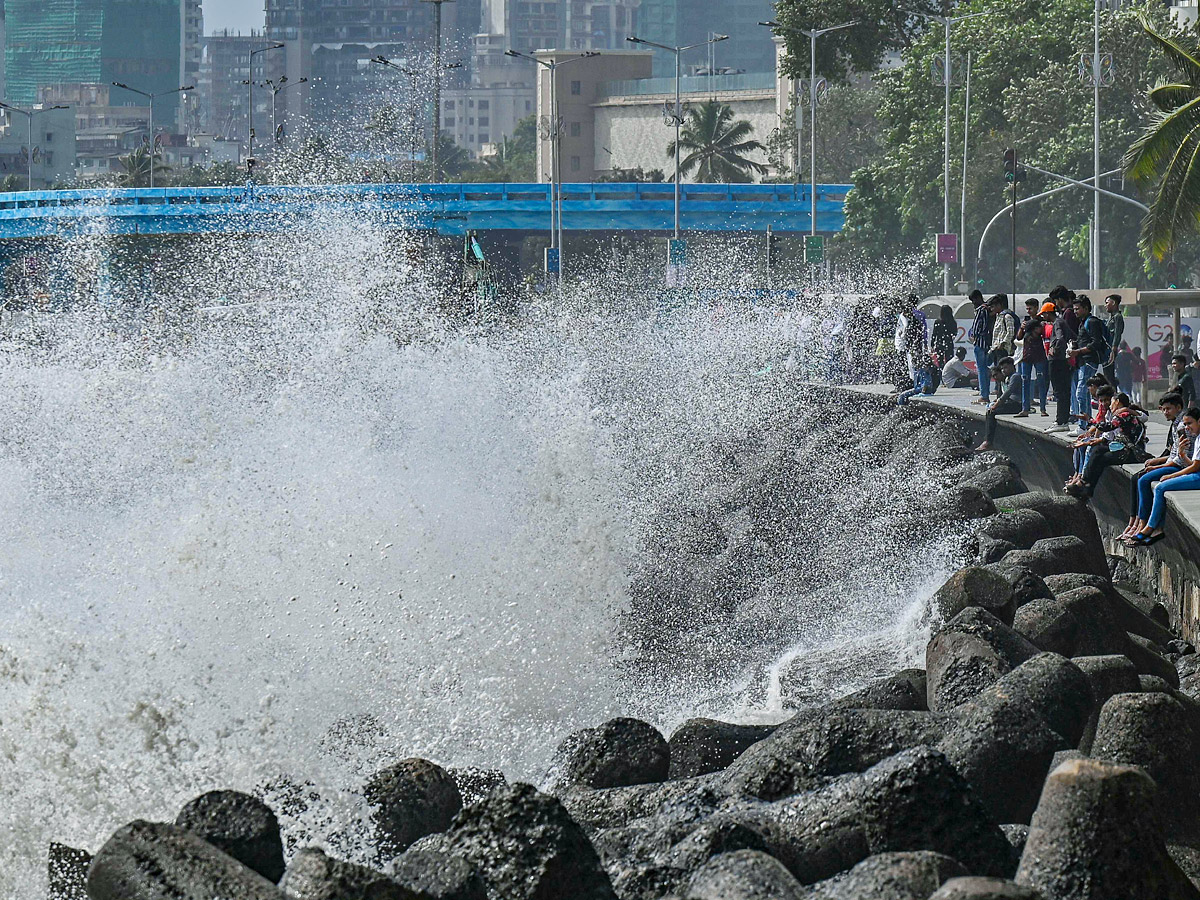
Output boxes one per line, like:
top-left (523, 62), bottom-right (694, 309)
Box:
top-left (1015, 300), bottom-right (1051, 417)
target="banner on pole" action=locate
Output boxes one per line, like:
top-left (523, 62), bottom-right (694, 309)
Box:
top-left (936, 233), bottom-right (959, 265)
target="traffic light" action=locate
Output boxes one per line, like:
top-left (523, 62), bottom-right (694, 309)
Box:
top-left (976, 258), bottom-right (989, 288)
top-left (1002, 148), bottom-right (1027, 184)
top-left (1168, 261), bottom-right (1180, 289)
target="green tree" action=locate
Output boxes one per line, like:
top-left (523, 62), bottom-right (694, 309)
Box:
top-left (167, 161), bottom-right (245, 187)
top-left (666, 101), bottom-right (768, 183)
top-left (772, 0), bottom-right (951, 83)
top-left (766, 81), bottom-right (884, 183)
top-left (1125, 18), bottom-right (1200, 261)
top-left (840, 0), bottom-right (1180, 291)
top-left (118, 144), bottom-right (170, 188)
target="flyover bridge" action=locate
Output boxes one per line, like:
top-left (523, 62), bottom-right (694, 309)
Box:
top-left (0, 182), bottom-right (850, 240)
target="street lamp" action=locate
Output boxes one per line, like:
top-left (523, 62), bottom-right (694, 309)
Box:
top-left (421, 0), bottom-right (456, 181)
top-left (626, 34), bottom-right (727, 242)
top-left (248, 42), bottom-right (286, 160)
top-left (505, 49), bottom-right (599, 283)
top-left (915, 11), bottom-right (991, 296)
top-left (0, 103), bottom-right (69, 191)
top-left (111, 83), bottom-right (193, 188)
top-left (761, 20), bottom-right (855, 244)
top-left (373, 55), bottom-right (462, 182)
top-left (263, 76), bottom-right (308, 146)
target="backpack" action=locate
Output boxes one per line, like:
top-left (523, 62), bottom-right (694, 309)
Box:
top-left (1085, 315), bottom-right (1111, 363)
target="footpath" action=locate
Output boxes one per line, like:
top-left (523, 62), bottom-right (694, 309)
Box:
top-left (845, 382), bottom-right (1200, 642)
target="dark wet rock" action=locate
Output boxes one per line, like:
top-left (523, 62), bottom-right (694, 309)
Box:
top-left (987, 564), bottom-right (1052, 610)
top-left (1071, 655), bottom-right (1141, 754)
top-left (937, 685), bottom-right (1069, 824)
top-left (557, 718), bottom-right (670, 790)
top-left (926, 607), bottom-right (1039, 711)
top-left (1002, 535), bottom-right (1108, 580)
top-left (722, 708), bottom-right (949, 801)
top-left (1016, 758), bottom-right (1200, 899)
top-left (174, 789), bottom-right (285, 883)
top-left (1180, 654), bottom-right (1200, 680)
top-left (280, 847), bottom-right (410, 900)
top-left (448, 767), bottom-right (506, 807)
top-left (976, 510), bottom-right (1053, 552)
top-left (1126, 632), bottom-right (1181, 687)
top-left (663, 821), bottom-right (769, 874)
top-left (1171, 845), bottom-right (1200, 890)
top-left (1141, 674), bottom-right (1173, 692)
top-left (1171, 639), bottom-right (1197, 656)
top-left (667, 719), bottom-right (776, 780)
top-left (1183, 673), bottom-right (1200, 701)
top-left (977, 536), bottom-right (1019, 565)
top-left (48, 842), bottom-right (90, 900)
top-left (87, 820), bottom-right (287, 900)
top-left (952, 485), bottom-right (998, 520)
top-left (418, 783), bottom-right (616, 900)
top-left (1002, 494), bottom-right (1108, 577)
top-left (721, 746), bottom-right (1012, 884)
top-left (829, 669), bottom-right (928, 712)
top-left (966, 466), bottom-right (1028, 500)
top-left (1000, 824), bottom-right (1028, 857)
top-left (1091, 691), bottom-right (1200, 845)
top-left (682, 849), bottom-right (807, 900)
top-left (930, 877), bottom-right (1044, 899)
top-left (365, 759), bottom-right (464, 858)
top-left (391, 849), bottom-right (490, 900)
top-left (559, 774), bottom-right (721, 832)
top-left (984, 652), bottom-right (1094, 747)
top-left (806, 851), bottom-right (967, 900)
top-left (1043, 572), bottom-right (1108, 596)
top-left (933, 567), bottom-right (1019, 626)
top-left (1043, 577), bottom-right (1175, 649)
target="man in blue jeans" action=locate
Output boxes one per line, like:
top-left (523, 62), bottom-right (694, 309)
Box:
top-left (1068, 295), bottom-right (1105, 435)
top-left (968, 290), bottom-right (992, 405)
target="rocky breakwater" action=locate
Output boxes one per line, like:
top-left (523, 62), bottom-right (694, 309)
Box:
top-left (51, 405), bottom-right (1200, 900)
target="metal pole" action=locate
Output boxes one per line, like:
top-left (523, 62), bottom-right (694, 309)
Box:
top-left (810, 29), bottom-right (817, 237)
top-left (1092, 0), bottom-right (1101, 289)
top-left (961, 51), bottom-right (971, 289)
top-left (793, 77), bottom-right (800, 188)
top-left (943, 18), bottom-right (951, 296)
top-left (1011, 153), bottom-right (1018, 303)
top-left (554, 63), bottom-right (565, 282)
top-left (411, 73), bottom-right (419, 183)
top-left (549, 64), bottom-right (558, 251)
top-left (148, 94), bottom-right (155, 189)
top-left (26, 113), bottom-right (32, 189)
top-left (272, 90), bottom-right (278, 146)
top-left (433, 0), bottom-right (443, 181)
top-left (674, 47), bottom-right (682, 239)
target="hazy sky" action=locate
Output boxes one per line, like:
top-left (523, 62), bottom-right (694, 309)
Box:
top-left (204, 0), bottom-right (266, 35)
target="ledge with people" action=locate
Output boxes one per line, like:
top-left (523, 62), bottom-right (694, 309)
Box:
top-left (886, 285), bottom-right (1200, 547)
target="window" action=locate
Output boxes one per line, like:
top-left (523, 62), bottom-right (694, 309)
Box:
top-left (444, 100), bottom-right (455, 109)
top-left (569, 121), bottom-right (580, 137)
top-left (469, 117), bottom-right (475, 125)
top-left (45, 133), bottom-right (54, 143)
top-left (479, 116), bottom-right (489, 126)
top-left (570, 155), bottom-right (580, 171)
top-left (479, 133), bottom-right (489, 142)
top-left (478, 100), bottom-right (489, 110)
top-left (570, 80), bottom-right (581, 95)
top-left (468, 99), bottom-right (475, 108)
top-left (525, 101), bottom-right (532, 111)
top-left (445, 117), bottom-right (455, 126)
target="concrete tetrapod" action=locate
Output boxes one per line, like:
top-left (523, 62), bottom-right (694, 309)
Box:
top-left (1015, 758), bottom-right (1200, 900)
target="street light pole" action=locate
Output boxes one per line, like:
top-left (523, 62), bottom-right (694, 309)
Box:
top-left (0, 103), bottom-right (66, 189)
top-left (1093, 0), bottom-right (1101, 289)
top-left (111, 83), bottom-right (192, 188)
top-left (506, 49), bottom-right (599, 284)
top-left (247, 42), bottom-right (285, 161)
top-left (421, 0), bottom-right (456, 181)
top-left (265, 76), bottom-right (308, 146)
top-left (761, 20), bottom-right (855, 240)
top-left (373, 56), bottom-right (461, 181)
top-left (626, 34), bottom-right (727, 239)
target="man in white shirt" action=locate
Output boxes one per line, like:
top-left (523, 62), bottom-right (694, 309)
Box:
top-left (942, 347), bottom-right (977, 389)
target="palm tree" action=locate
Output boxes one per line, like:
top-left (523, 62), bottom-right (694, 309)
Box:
top-left (117, 144), bottom-right (170, 188)
top-left (666, 101), bottom-right (768, 183)
top-left (1125, 18), bottom-right (1200, 260)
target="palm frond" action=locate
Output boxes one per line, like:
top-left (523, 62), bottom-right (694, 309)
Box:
top-left (1139, 15), bottom-right (1200, 86)
top-left (1148, 81), bottom-right (1199, 114)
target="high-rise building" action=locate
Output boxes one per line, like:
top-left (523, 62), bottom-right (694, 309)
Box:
top-left (198, 30), bottom-right (284, 147)
top-left (180, 0), bottom-right (204, 129)
top-left (630, 0), bottom-right (774, 76)
top-left (265, 0), bottom-right (478, 136)
top-left (4, 0), bottom-right (184, 120)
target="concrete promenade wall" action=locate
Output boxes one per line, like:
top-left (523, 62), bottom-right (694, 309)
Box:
top-left (844, 384), bottom-right (1200, 642)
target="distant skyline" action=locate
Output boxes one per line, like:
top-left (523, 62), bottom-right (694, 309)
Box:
top-left (204, 0), bottom-right (265, 35)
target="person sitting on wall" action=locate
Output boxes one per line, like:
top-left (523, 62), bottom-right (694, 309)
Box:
top-left (976, 356), bottom-right (1023, 452)
top-left (942, 347), bottom-right (977, 389)
top-left (1125, 406), bottom-right (1200, 547)
top-left (897, 353), bottom-right (941, 405)
top-left (1066, 383), bottom-right (1114, 486)
top-left (1122, 392), bottom-right (1189, 542)
top-left (1065, 391), bottom-right (1149, 498)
